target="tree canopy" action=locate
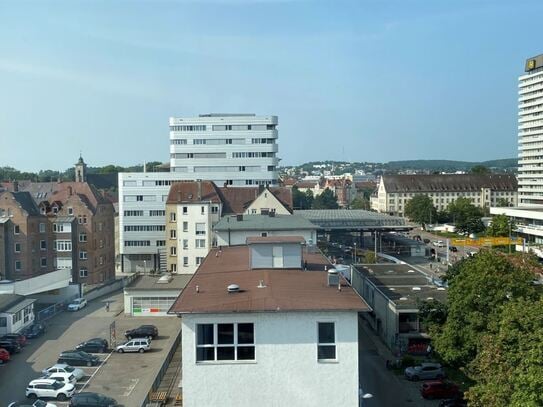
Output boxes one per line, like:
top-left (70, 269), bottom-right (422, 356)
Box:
top-left (486, 214), bottom-right (515, 237)
top-left (447, 197), bottom-right (485, 234)
top-left (404, 195), bottom-right (437, 225)
top-left (292, 186), bottom-right (314, 209)
top-left (312, 188), bottom-right (339, 209)
top-left (470, 165), bottom-right (491, 174)
top-left (350, 196), bottom-right (371, 210)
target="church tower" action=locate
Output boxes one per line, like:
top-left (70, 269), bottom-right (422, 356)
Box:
top-left (75, 154), bottom-right (87, 182)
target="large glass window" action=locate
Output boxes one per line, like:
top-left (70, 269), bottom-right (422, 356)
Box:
top-left (317, 322), bottom-right (336, 361)
top-left (196, 323), bottom-right (255, 362)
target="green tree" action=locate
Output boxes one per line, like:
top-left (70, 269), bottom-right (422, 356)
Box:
top-left (470, 165), bottom-right (491, 174)
top-left (417, 299), bottom-right (448, 331)
top-left (486, 214), bottom-right (515, 237)
top-left (496, 197), bottom-right (512, 207)
top-left (448, 197), bottom-right (485, 234)
top-left (466, 297), bottom-right (543, 407)
top-left (404, 195), bottom-right (437, 225)
top-left (350, 196), bottom-right (370, 210)
top-left (364, 251), bottom-right (376, 264)
top-left (312, 188), bottom-right (339, 209)
top-left (292, 186), bottom-right (314, 209)
top-left (432, 250), bottom-right (538, 367)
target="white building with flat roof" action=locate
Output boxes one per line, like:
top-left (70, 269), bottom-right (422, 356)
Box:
top-left (169, 114), bottom-right (279, 187)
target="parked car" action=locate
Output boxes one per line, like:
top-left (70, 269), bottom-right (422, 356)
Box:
top-left (0, 339), bottom-right (21, 354)
top-left (69, 392), bottom-right (118, 406)
top-left (21, 323), bottom-right (47, 339)
top-left (42, 364), bottom-right (85, 381)
top-left (125, 325), bottom-right (158, 340)
top-left (76, 338), bottom-right (108, 353)
top-left (8, 400), bottom-right (57, 407)
top-left (449, 246), bottom-right (458, 252)
top-left (58, 350), bottom-right (99, 367)
top-left (0, 347), bottom-right (10, 364)
top-left (423, 238), bottom-right (431, 244)
top-left (432, 240), bottom-right (446, 247)
top-left (116, 338), bottom-right (150, 353)
top-left (26, 378), bottom-right (75, 401)
top-left (67, 298), bottom-right (87, 311)
top-left (1, 333), bottom-right (27, 347)
top-left (405, 363), bottom-right (445, 381)
top-left (421, 380), bottom-right (461, 400)
top-left (42, 371), bottom-right (77, 385)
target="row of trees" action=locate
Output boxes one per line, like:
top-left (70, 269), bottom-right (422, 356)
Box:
top-left (292, 186), bottom-right (339, 209)
top-left (404, 195), bottom-right (514, 235)
top-left (419, 251), bottom-right (542, 406)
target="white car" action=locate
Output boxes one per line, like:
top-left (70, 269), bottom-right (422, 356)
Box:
top-left (25, 378), bottom-right (75, 401)
top-left (67, 298), bottom-right (87, 311)
top-left (42, 371), bottom-right (77, 385)
top-left (8, 401), bottom-right (57, 407)
top-left (42, 364), bottom-right (85, 381)
top-left (432, 240), bottom-right (445, 247)
top-left (116, 338), bottom-right (151, 353)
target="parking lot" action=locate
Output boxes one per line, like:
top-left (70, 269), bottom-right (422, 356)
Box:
top-left (0, 291), bottom-right (181, 407)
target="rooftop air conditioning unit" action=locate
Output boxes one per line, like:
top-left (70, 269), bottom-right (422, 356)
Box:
top-left (327, 269), bottom-right (339, 286)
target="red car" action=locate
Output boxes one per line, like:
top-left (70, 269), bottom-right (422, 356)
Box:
top-left (0, 348), bottom-right (10, 364)
top-left (421, 380), bottom-right (460, 399)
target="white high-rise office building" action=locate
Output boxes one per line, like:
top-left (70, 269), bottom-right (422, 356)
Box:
top-left (518, 56), bottom-right (543, 206)
top-left (492, 55), bottom-right (543, 257)
top-left (169, 114), bottom-right (279, 186)
top-left (118, 113), bottom-right (280, 272)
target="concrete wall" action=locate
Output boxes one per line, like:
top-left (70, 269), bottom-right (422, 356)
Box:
top-left (181, 311), bottom-right (359, 407)
top-left (249, 243), bottom-right (302, 269)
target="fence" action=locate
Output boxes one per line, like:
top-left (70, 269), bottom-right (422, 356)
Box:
top-left (142, 329), bottom-right (182, 407)
top-left (36, 293), bottom-right (79, 322)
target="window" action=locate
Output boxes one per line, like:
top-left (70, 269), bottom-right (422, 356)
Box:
top-left (261, 232), bottom-right (268, 237)
top-left (40, 240), bottom-right (47, 250)
top-left (196, 256), bottom-right (204, 265)
top-left (40, 257), bottom-right (47, 268)
top-left (15, 261), bottom-right (21, 271)
top-left (150, 210), bottom-right (166, 217)
top-left (23, 306), bottom-right (32, 323)
top-left (196, 239), bottom-right (206, 248)
top-left (156, 240), bottom-right (166, 247)
top-left (183, 239), bottom-right (188, 249)
top-left (54, 240), bottom-right (72, 252)
top-left (196, 323), bottom-right (255, 362)
top-left (183, 256), bottom-right (188, 266)
top-left (39, 223), bottom-right (46, 233)
top-left (124, 240), bottom-right (151, 247)
top-left (14, 225), bottom-right (20, 234)
top-left (124, 210), bottom-right (144, 217)
top-left (317, 322), bottom-right (336, 361)
top-left (170, 247), bottom-right (177, 256)
top-left (182, 207), bottom-right (188, 215)
top-left (211, 206), bottom-right (218, 214)
top-left (170, 229), bottom-right (177, 239)
top-left (195, 223), bottom-right (206, 235)
top-left (183, 222), bottom-right (188, 232)
top-left (53, 223), bottom-right (64, 232)
top-left (170, 212), bottom-right (177, 222)
top-left (79, 251), bottom-right (88, 260)
top-left (136, 195), bottom-right (143, 201)
top-left (14, 243), bottom-right (21, 253)
top-left (201, 206), bottom-right (205, 215)
top-left (171, 264), bottom-right (177, 272)
top-left (79, 268), bottom-right (88, 278)
top-left (79, 233), bottom-right (87, 242)
top-left (68, 207), bottom-right (73, 215)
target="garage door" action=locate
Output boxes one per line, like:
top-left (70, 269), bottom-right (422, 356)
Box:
top-left (132, 296), bottom-right (177, 316)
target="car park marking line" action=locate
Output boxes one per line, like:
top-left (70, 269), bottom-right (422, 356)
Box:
top-left (121, 378), bottom-right (139, 397)
top-left (77, 351), bottom-right (113, 393)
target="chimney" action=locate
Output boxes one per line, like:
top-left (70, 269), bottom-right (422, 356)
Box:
top-left (197, 180), bottom-right (202, 200)
top-left (327, 268), bottom-right (339, 286)
top-left (68, 186), bottom-right (73, 196)
top-left (236, 214), bottom-right (243, 222)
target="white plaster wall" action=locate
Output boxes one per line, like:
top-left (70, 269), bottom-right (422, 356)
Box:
top-left (245, 191), bottom-right (291, 215)
top-left (216, 229), bottom-right (315, 246)
top-left (181, 311), bottom-right (359, 407)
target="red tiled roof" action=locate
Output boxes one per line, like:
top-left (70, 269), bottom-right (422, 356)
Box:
top-left (166, 181), bottom-right (222, 204)
top-left (169, 246), bottom-right (370, 314)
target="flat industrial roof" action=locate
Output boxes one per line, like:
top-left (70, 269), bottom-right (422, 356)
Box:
top-left (295, 209), bottom-right (410, 229)
top-left (169, 246), bottom-right (370, 314)
top-left (214, 214), bottom-right (317, 231)
top-left (125, 274), bottom-right (192, 291)
top-left (356, 264), bottom-right (447, 309)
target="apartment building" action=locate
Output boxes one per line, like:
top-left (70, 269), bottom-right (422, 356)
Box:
top-left (169, 114), bottom-right (279, 186)
top-left (1, 160), bottom-right (115, 284)
top-left (372, 174), bottom-right (517, 216)
top-left (169, 240), bottom-right (369, 407)
top-left (0, 191), bottom-right (54, 280)
top-left (491, 54), bottom-right (543, 256)
top-left (164, 181), bottom-right (293, 274)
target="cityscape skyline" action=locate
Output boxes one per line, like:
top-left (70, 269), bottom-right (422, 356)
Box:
top-left (1, 0), bottom-right (542, 172)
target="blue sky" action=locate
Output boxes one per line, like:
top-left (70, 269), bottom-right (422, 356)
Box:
top-left (1, 0), bottom-right (542, 171)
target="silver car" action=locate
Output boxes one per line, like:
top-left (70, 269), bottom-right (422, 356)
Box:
top-left (404, 363), bottom-right (445, 381)
top-left (116, 338), bottom-right (151, 353)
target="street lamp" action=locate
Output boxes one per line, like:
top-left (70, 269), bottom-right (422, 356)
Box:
top-left (143, 260), bottom-right (147, 274)
top-left (353, 242), bottom-right (357, 263)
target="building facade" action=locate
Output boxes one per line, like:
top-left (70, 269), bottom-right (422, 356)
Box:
top-left (169, 242), bottom-right (369, 407)
top-left (491, 55), bottom-right (543, 257)
top-left (0, 294), bottom-right (36, 335)
top-left (169, 114), bottom-right (279, 186)
top-left (372, 174), bottom-right (517, 216)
